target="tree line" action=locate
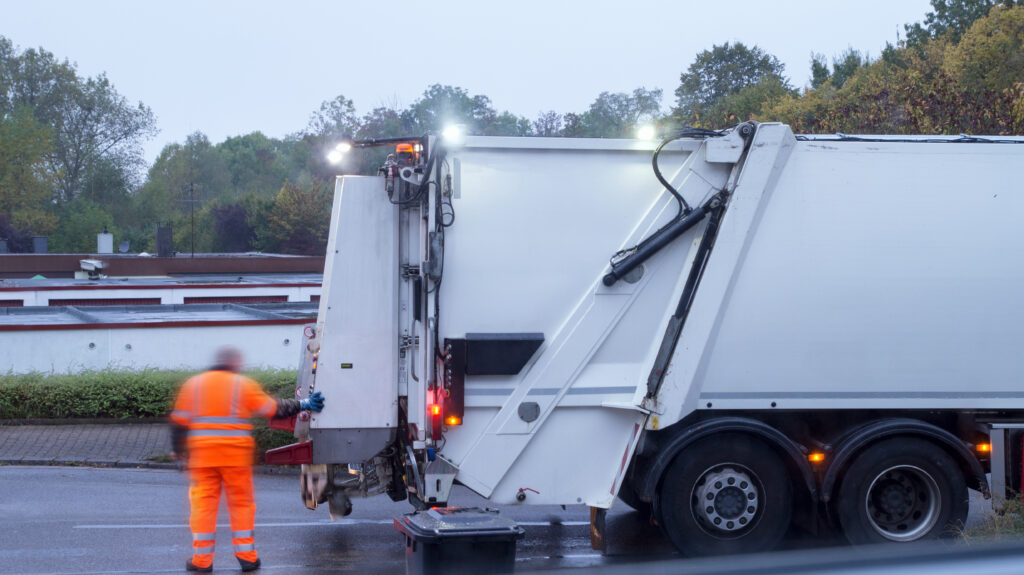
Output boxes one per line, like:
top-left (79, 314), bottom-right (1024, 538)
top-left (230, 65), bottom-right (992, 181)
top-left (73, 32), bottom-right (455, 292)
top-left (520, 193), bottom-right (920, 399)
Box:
top-left (1, 0), bottom-right (1021, 256)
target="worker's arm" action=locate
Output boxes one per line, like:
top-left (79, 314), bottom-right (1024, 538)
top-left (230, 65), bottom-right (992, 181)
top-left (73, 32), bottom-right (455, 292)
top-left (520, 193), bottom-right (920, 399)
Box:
top-left (170, 424), bottom-right (187, 458)
top-left (169, 378), bottom-right (196, 460)
top-left (243, 379), bottom-right (324, 419)
top-left (273, 392), bottom-right (325, 417)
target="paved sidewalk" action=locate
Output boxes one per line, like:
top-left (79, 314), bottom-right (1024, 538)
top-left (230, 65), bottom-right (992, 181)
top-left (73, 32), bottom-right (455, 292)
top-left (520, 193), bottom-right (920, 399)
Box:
top-left (0, 424), bottom-right (175, 469)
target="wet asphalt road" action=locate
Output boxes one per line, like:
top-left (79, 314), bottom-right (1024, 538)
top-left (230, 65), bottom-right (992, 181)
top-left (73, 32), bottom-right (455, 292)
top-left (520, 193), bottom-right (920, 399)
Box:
top-left (0, 466), bottom-right (989, 575)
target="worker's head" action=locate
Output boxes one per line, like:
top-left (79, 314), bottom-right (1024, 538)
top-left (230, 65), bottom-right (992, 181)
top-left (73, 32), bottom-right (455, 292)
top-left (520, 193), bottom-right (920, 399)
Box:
top-left (214, 345), bottom-right (244, 373)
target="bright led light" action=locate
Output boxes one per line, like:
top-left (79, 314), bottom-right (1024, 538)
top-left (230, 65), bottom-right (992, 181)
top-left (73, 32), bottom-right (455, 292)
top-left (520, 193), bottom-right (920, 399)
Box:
top-left (336, 141), bottom-right (352, 153)
top-left (442, 124), bottom-right (466, 147)
top-left (442, 125), bottom-right (462, 140)
top-left (636, 125), bottom-right (657, 140)
top-left (326, 150), bottom-right (343, 164)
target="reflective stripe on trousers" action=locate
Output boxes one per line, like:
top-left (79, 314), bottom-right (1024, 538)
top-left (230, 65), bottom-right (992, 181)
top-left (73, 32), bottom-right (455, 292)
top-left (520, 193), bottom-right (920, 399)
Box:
top-left (190, 532), bottom-right (216, 568)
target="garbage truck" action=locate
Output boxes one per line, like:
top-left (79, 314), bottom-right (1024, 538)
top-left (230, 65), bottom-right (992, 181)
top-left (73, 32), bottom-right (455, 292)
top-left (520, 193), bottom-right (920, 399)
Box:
top-left (266, 122), bottom-right (1024, 556)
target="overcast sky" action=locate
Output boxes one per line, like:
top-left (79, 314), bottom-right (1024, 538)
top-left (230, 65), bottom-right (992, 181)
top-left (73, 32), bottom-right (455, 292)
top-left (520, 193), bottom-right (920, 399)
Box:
top-left (5, 0), bottom-right (932, 164)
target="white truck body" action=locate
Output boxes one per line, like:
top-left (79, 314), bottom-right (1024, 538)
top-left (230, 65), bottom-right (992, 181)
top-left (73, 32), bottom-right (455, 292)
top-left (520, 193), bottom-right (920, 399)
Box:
top-left (301, 123), bottom-right (1024, 552)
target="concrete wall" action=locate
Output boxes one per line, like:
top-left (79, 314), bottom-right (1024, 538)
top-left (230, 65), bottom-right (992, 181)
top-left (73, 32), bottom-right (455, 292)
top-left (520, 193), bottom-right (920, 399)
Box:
top-left (0, 323), bottom-right (307, 374)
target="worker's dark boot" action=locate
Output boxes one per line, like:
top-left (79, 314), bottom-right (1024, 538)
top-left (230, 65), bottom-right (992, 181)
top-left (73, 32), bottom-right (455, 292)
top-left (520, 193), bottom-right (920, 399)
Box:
top-left (238, 557), bottom-right (261, 572)
top-left (185, 558), bottom-right (213, 573)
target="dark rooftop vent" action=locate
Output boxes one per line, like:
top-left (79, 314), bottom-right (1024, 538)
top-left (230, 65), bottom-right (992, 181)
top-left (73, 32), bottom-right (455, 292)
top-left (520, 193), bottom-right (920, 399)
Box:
top-left (156, 226), bottom-right (172, 258)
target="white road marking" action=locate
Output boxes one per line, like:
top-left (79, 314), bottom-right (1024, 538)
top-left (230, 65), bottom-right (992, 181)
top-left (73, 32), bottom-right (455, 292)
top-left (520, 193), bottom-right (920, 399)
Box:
top-left (74, 519), bottom-right (591, 529)
top-left (518, 521), bottom-right (590, 526)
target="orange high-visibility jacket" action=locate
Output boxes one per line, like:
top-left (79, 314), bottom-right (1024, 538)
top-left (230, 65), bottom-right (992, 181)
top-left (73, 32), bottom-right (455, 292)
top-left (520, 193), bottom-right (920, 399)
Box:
top-left (170, 370), bottom-right (279, 468)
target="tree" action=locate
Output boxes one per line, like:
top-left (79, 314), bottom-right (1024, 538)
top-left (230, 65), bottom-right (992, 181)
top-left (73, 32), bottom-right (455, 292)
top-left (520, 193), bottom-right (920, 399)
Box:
top-left (217, 132), bottom-right (287, 198)
top-left (810, 53), bottom-right (831, 89)
top-left (561, 113), bottom-right (587, 137)
top-left (482, 111), bottom-right (533, 136)
top-left (0, 107), bottom-right (57, 238)
top-left (306, 95), bottom-right (359, 138)
top-left (49, 199), bottom-right (115, 253)
top-left (533, 111), bottom-right (563, 136)
top-left (674, 42), bottom-right (789, 126)
top-left (905, 0), bottom-right (1016, 46)
top-left (357, 106), bottom-right (404, 139)
top-left (714, 76), bottom-right (795, 126)
top-left (211, 202), bottom-right (254, 252)
top-left (831, 48), bottom-right (867, 89)
top-left (263, 180), bottom-right (332, 255)
top-left (134, 132), bottom-right (229, 243)
top-left (943, 4), bottom-right (1024, 92)
top-left (400, 84), bottom-right (532, 136)
top-left (244, 193), bottom-right (278, 253)
top-left (580, 88), bottom-right (663, 138)
top-left (761, 21), bottom-right (1024, 136)
top-left (0, 37), bottom-right (157, 204)
top-left (172, 203), bottom-right (215, 255)
top-left (400, 84), bottom-right (493, 134)
top-left (79, 155), bottom-right (135, 227)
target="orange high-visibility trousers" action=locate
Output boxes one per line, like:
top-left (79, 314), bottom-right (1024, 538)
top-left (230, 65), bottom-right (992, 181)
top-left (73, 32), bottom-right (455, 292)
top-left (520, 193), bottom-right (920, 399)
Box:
top-left (189, 466), bottom-right (258, 568)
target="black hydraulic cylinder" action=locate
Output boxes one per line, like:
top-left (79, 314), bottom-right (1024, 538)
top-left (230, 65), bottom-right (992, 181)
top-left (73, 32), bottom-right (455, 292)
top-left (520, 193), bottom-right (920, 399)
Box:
top-left (603, 205), bottom-right (708, 286)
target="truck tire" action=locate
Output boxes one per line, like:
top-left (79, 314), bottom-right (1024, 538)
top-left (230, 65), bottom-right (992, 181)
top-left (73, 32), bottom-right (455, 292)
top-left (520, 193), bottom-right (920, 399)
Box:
top-left (836, 437), bottom-right (968, 545)
top-left (656, 433), bottom-right (792, 556)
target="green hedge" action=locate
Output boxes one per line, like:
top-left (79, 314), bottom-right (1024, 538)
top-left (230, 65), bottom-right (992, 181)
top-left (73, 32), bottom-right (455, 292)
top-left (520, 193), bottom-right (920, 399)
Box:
top-left (0, 369), bottom-right (301, 461)
top-left (0, 369), bottom-right (297, 420)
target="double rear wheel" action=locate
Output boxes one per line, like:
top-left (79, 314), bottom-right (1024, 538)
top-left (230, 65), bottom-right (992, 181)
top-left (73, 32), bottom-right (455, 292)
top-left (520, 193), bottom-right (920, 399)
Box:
top-left (654, 433), bottom-right (969, 556)
top-left (656, 434), bottom-right (792, 556)
top-left (836, 437), bottom-right (968, 544)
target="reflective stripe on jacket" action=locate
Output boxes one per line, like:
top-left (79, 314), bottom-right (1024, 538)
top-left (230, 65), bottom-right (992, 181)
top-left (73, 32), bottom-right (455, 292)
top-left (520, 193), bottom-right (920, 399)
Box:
top-left (170, 370), bottom-right (278, 468)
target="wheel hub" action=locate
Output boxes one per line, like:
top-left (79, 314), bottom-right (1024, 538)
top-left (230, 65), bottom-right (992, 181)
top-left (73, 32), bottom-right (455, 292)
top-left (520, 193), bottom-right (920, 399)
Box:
top-left (865, 465), bottom-right (940, 541)
top-left (693, 466), bottom-right (759, 533)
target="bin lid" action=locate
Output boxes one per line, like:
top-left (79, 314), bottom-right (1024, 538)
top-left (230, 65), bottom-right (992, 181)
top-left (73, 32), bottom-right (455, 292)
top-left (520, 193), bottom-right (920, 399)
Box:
top-left (395, 507), bottom-right (524, 541)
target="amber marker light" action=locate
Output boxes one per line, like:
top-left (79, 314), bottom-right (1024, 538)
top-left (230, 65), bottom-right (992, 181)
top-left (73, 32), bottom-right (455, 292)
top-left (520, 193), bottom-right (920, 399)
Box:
top-left (446, 416), bottom-right (462, 426)
top-left (976, 443), bottom-right (992, 453)
top-left (808, 452), bottom-right (826, 463)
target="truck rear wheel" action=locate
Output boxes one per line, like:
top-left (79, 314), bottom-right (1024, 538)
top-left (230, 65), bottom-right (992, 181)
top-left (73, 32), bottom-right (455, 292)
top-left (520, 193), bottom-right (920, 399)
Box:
top-left (836, 437), bottom-right (968, 544)
top-left (656, 433), bottom-right (792, 556)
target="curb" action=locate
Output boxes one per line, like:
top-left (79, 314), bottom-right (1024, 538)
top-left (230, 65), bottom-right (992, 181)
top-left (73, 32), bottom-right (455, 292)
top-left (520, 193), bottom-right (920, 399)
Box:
top-left (0, 458), bottom-right (178, 470)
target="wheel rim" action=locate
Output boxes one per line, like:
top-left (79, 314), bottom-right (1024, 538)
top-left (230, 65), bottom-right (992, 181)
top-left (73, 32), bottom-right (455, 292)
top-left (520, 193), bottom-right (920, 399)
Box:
top-left (690, 463), bottom-right (761, 538)
top-left (864, 464), bottom-right (941, 541)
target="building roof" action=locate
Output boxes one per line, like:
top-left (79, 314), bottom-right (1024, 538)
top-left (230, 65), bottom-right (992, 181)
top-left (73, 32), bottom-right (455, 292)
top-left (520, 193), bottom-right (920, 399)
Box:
top-left (0, 253), bottom-right (325, 279)
top-left (0, 302), bottom-right (318, 330)
top-left (0, 273), bottom-right (323, 291)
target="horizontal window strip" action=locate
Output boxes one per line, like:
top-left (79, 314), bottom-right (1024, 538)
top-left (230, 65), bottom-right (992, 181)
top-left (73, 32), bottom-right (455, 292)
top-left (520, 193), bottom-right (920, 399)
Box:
top-left (49, 297), bottom-right (162, 306)
top-left (184, 295), bottom-right (288, 304)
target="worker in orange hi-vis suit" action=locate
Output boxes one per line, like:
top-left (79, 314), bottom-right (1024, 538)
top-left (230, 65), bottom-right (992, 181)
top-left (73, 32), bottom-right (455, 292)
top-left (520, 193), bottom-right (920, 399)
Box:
top-left (169, 346), bottom-right (324, 573)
